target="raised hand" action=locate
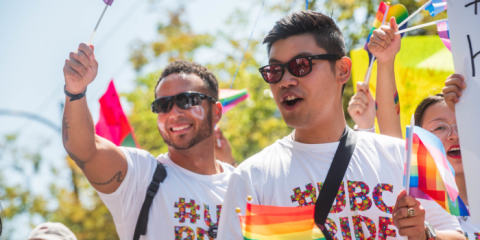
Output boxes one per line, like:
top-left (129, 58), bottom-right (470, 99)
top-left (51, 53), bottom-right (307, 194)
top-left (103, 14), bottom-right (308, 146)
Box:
top-left (348, 82), bottom-right (376, 129)
top-left (63, 43), bottom-right (98, 94)
top-left (443, 74), bottom-right (466, 112)
top-left (368, 17), bottom-right (401, 64)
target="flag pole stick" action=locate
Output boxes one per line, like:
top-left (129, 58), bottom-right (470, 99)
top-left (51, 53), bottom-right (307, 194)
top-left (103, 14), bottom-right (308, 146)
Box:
top-left (396, 18), bottom-right (448, 35)
top-left (398, 0), bottom-right (432, 28)
top-left (364, 3), bottom-right (390, 86)
top-left (88, 4), bottom-right (109, 45)
top-left (404, 114), bottom-right (414, 240)
top-left (364, 57), bottom-right (376, 85)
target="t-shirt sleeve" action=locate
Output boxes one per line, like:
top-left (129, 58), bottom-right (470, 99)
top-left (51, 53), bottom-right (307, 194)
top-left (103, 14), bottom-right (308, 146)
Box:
top-left (96, 147), bottom-right (157, 235)
top-left (217, 170), bottom-right (259, 240)
top-left (421, 199), bottom-right (463, 233)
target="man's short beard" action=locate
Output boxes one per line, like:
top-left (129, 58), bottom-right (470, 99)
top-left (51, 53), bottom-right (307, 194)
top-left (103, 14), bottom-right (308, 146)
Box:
top-left (161, 105), bottom-right (213, 150)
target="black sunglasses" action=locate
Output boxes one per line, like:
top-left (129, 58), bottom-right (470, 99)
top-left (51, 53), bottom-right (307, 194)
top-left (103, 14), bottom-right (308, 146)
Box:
top-left (259, 54), bottom-right (342, 84)
top-left (151, 91), bottom-right (216, 114)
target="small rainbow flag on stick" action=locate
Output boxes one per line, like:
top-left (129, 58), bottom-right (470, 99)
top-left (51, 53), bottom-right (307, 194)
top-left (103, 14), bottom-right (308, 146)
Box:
top-left (425, 0), bottom-right (447, 17)
top-left (239, 203), bottom-right (325, 240)
top-left (405, 124), bottom-right (469, 216)
top-left (88, 0), bottom-right (115, 44)
top-left (219, 89), bottom-right (249, 114)
top-left (363, 2), bottom-right (408, 85)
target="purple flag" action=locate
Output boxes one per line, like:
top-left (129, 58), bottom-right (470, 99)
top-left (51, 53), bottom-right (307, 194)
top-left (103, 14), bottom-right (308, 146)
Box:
top-left (437, 21), bottom-right (451, 51)
top-left (103, 0), bottom-right (114, 6)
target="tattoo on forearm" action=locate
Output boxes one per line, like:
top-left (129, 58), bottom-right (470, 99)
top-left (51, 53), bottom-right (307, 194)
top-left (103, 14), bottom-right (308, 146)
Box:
top-left (66, 149), bottom-right (85, 170)
top-left (394, 91), bottom-right (400, 115)
top-left (90, 171), bottom-right (124, 186)
top-left (62, 116), bottom-right (69, 145)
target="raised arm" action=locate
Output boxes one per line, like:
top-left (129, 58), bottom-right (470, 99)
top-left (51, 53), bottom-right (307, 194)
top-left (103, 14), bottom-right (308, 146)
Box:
top-left (368, 17), bottom-right (403, 139)
top-left (347, 82), bottom-right (376, 132)
top-left (63, 43), bottom-right (127, 194)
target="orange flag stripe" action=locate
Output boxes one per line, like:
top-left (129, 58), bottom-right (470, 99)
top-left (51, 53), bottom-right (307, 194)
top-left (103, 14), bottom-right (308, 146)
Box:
top-left (247, 203), bottom-right (315, 216)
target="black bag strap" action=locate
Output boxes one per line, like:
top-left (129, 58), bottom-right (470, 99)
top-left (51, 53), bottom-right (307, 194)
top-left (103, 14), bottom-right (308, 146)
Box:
top-left (133, 162), bottom-right (167, 240)
top-left (314, 127), bottom-right (357, 240)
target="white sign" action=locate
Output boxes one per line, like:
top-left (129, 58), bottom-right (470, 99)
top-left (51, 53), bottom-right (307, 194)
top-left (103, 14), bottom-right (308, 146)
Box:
top-left (447, 0), bottom-right (480, 223)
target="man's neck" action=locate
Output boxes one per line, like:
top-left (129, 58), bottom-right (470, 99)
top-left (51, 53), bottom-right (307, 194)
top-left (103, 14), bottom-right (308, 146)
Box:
top-left (294, 107), bottom-right (347, 144)
top-left (168, 138), bottom-right (222, 175)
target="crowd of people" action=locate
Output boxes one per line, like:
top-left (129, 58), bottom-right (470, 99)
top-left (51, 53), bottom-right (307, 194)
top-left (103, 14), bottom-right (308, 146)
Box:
top-left (3, 8), bottom-right (475, 240)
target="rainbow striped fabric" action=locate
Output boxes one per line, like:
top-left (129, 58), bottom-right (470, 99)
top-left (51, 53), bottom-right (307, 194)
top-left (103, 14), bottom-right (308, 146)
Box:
top-left (239, 203), bottom-right (325, 240)
top-left (437, 21), bottom-right (451, 51)
top-left (219, 89), bottom-right (249, 114)
top-left (406, 126), bottom-right (469, 216)
top-left (425, 0), bottom-right (447, 17)
top-left (364, 3), bottom-right (409, 64)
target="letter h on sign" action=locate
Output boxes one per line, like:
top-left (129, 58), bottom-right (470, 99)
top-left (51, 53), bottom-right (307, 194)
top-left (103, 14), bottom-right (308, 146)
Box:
top-left (467, 35), bottom-right (480, 77)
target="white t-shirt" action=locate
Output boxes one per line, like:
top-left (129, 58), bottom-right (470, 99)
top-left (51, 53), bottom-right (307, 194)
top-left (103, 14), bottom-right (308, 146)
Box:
top-left (217, 131), bottom-right (462, 240)
top-left (458, 215), bottom-right (480, 240)
top-left (97, 147), bottom-right (234, 240)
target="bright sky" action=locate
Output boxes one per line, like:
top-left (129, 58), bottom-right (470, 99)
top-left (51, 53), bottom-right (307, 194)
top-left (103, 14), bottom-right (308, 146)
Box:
top-left (0, 0), bottom-right (298, 238)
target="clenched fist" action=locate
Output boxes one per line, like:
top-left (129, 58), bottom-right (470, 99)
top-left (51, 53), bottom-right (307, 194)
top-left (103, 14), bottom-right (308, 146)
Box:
top-left (63, 43), bottom-right (98, 94)
top-left (443, 74), bottom-right (466, 112)
top-left (368, 17), bottom-right (401, 64)
top-left (348, 82), bottom-right (376, 129)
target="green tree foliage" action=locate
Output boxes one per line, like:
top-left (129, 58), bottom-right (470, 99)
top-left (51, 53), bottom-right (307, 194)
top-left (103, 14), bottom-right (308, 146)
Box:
top-left (0, 135), bottom-right (117, 239)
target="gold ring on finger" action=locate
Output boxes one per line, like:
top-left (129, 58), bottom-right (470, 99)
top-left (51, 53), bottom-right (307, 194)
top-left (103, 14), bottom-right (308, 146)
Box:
top-left (407, 208), bottom-right (415, 218)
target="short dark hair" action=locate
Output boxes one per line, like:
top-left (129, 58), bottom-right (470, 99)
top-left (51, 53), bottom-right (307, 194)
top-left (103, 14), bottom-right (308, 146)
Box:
top-left (263, 10), bottom-right (346, 93)
top-left (155, 60), bottom-right (219, 100)
top-left (414, 94), bottom-right (445, 127)
top-left (263, 10), bottom-right (346, 62)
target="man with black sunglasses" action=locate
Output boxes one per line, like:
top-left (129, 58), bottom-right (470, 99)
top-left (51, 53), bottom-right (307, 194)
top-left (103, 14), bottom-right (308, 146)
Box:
top-left (217, 11), bottom-right (464, 240)
top-left (62, 44), bottom-right (235, 239)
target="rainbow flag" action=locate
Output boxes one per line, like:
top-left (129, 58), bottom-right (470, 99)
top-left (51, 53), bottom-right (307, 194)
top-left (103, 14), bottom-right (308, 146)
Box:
top-left (425, 0), bottom-right (447, 17)
top-left (95, 80), bottom-right (140, 148)
top-left (405, 126), bottom-right (468, 216)
top-left (219, 89), bottom-right (249, 114)
top-left (437, 21), bottom-right (451, 52)
top-left (239, 203), bottom-right (325, 240)
top-left (103, 0), bottom-right (114, 6)
top-left (364, 3), bottom-right (409, 64)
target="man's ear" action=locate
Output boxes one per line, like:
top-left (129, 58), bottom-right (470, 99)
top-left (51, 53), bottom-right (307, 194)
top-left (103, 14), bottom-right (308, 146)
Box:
top-left (213, 102), bottom-right (223, 125)
top-left (336, 57), bottom-right (352, 85)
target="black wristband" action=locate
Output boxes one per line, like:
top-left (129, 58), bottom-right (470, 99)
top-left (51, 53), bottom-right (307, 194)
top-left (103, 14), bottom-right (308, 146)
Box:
top-left (64, 85), bottom-right (87, 102)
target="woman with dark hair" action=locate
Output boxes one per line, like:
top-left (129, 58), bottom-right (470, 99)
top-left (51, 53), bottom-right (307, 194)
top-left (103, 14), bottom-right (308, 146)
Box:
top-left (349, 73), bottom-right (480, 237)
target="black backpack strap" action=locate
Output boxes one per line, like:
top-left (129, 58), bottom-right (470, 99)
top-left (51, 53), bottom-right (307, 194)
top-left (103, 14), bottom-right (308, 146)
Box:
top-left (314, 127), bottom-right (358, 240)
top-left (133, 162), bottom-right (167, 240)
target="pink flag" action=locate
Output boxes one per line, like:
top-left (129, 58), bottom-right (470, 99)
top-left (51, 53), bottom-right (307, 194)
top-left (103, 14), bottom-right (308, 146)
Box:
top-left (103, 0), bottom-right (114, 6)
top-left (437, 21), bottom-right (451, 51)
top-left (95, 80), bottom-right (140, 148)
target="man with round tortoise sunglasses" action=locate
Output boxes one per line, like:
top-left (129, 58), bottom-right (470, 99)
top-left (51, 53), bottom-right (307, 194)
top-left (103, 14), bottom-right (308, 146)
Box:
top-left (259, 54), bottom-right (341, 83)
top-left (218, 10), bottom-right (464, 240)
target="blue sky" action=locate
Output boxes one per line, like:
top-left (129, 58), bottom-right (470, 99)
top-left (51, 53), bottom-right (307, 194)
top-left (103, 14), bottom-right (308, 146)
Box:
top-left (0, 0), bottom-right (296, 238)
